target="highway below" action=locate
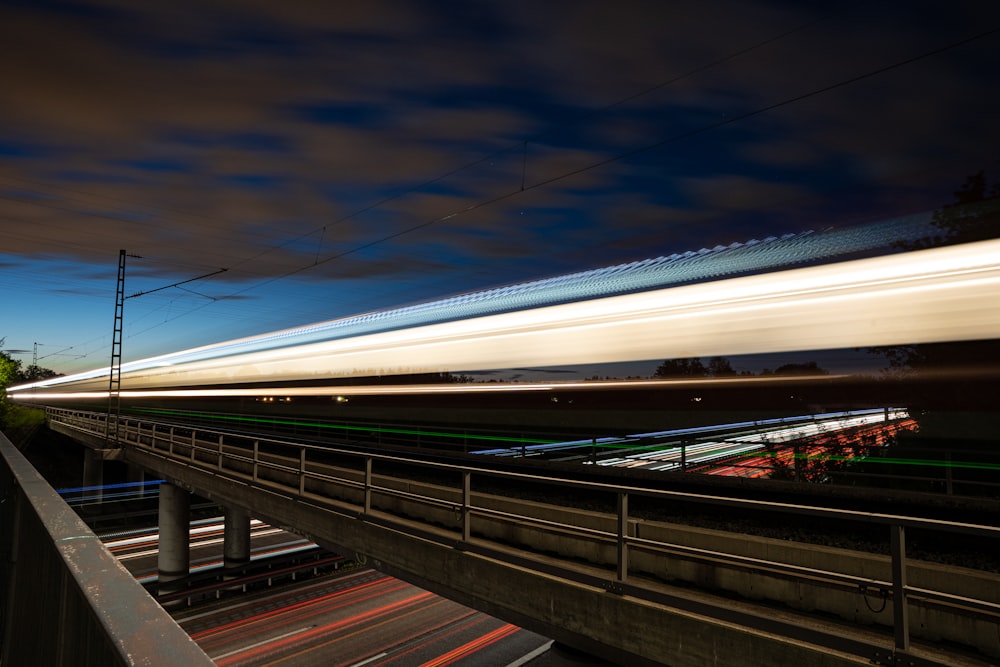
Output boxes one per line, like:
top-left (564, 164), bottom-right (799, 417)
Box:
top-left (102, 518), bottom-right (565, 666)
top-left (174, 568), bottom-right (554, 667)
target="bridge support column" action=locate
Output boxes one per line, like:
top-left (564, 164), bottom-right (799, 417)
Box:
top-left (82, 448), bottom-right (103, 502)
top-left (223, 506), bottom-right (252, 572)
top-left (157, 483), bottom-right (190, 597)
top-left (126, 464), bottom-right (145, 497)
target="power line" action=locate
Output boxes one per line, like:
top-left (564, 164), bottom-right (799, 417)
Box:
top-left (10, 20), bottom-right (997, 364)
top-left (219, 17), bottom-right (825, 276)
top-left (0, 17), bottom-right (821, 284)
top-left (225, 24), bottom-right (1000, 285)
top-left (89, 19), bottom-right (826, 332)
top-left (89, 22), bottom-right (1000, 346)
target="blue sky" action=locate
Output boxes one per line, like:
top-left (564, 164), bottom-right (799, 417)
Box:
top-left (1, 0), bottom-right (999, 377)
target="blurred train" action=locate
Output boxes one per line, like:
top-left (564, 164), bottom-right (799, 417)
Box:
top-left (10, 235), bottom-right (1000, 439)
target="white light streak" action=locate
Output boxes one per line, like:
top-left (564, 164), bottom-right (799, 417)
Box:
top-left (10, 239), bottom-right (1000, 397)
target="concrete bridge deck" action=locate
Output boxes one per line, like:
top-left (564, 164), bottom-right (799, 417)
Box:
top-left (43, 408), bottom-right (1000, 666)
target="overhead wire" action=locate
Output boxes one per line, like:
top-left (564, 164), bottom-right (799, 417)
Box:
top-left (5, 16), bottom-right (826, 362)
top-left (61, 22), bottom-right (1000, 352)
top-left (105, 17), bottom-right (831, 337)
top-left (1, 15), bottom-right (821, 285)
top-left (198, 23), bottom-right (1000, 294)
top-left (9, 20), bottom-right (998, 366)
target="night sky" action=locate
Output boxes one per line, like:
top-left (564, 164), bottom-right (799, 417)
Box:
top-left (2, 1), bottom-right (999, 378)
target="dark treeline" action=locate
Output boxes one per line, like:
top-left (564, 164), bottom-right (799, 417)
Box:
top-left (652, 357), bottom-right (828, 378)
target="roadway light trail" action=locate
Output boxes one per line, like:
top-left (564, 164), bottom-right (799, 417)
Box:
top-left (174, 568), bottom-right (551, 667)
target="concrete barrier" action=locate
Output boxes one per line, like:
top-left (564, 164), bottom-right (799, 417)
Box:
top-left (0, 431), bottom-right (213, 667)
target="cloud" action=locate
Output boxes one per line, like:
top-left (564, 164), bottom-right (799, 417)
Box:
top-left (680, 174), bottom-right (812, 212)
top-left (1, 0), bottom-right (999, 373)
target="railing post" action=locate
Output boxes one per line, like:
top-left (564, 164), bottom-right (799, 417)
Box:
top-left (945, 451), bottom-right (954, 495)
top-left (890, 524), bottom-right (910, 654)
top-left (169, 425), bottom-right (175, 455)
top-left (617, 491), bottom-right (629, 584)
top-left (462, 470), bottom-right (471, 543)
top-left (680, 441), bottom-right (687, 472)
top-left (252, 440), bottom-right (259, 481)
top-left (363, 457), bottom-right (372, 515)
top-left (299, 448), bottom-right (307, 495)
top-left (190, 431), bottom-right (197, 462)
top-left (217, 434), bottom-right (224, 470)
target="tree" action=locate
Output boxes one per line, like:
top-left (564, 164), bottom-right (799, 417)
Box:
top-left (0, 342), bottom-right (51, 438)
top-left (773, 361), bottom-right (828, 376)
top-left (653, 356), bottom-right (741, 378)
top-left (17, 364), bottom-right (61, 383)
top-left (898, 171), bottom-right (1000, 250)
top-left (653, 358), bottom-right (708, 378)
top-left (867, 172), bottom-right (1000, 444)
top-left (707, 356), bottom-right (737, 377)
top-left (0, 351), bottom-right (20, 394)
top-left (930, 171), bottom-right (1000, 244)
top-left (870, 172), bottom-right (1000, 381)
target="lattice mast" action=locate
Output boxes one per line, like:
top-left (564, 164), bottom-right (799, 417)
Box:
top-left (105, 249), bottom-right (127, 444)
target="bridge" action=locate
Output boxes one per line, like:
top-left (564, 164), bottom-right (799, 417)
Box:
top-left (2, 406), bottom-right (990, 666)
top-left (5, 229), bottom-right (1000, 665)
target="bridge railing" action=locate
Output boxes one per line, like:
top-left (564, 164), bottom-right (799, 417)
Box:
top-left (0, 429), bottom-right (214, 667)
top-left (47, 407), bottom-right (1000, 663)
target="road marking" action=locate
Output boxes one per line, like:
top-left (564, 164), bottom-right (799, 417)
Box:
top-left (507, 640), bottom-right (554, 667)
top-left (211, 625), bottom-right (315, 660)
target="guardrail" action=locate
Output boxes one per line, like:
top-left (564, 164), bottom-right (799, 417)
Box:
top-left (105, 404), bottom-right (998, 496)
top-left (47, 407), bottom-right (1000, 664)
top-left (0, 429), bottom-right (213, 666)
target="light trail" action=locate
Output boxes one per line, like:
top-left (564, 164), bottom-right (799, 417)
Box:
top-left (420, 623), bottom-right (521, 667)
top-left (3, 373), bottom-right (848, 401)
top-left (218, 591), bottom-right (442, 666)
top-left (131, 405), bottom-right (554, 446)
top-left (9, 238), bottom-right (1000, 397)
top-left (191, 575), bottom-right (412, 645)
top-left (211, 626), bottom-right (316, 661)
top-left (104, 518), bottom-right (266, 553)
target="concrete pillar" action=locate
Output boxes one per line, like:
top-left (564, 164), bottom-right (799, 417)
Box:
top-left (157, 483), bottom-right (190, 594)
top-left (223, 506), bottom-right (252, 571)
top-left (82, 448), bottom-right (103, 502)
top-left (126, 464), bottom-right (145, 497)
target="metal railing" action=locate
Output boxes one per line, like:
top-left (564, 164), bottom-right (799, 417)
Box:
top-left (123, 405), bottom-right (999, 497)
top-left (0, 429), bottom-right (214, 666)
top-left (46, 407), bottom-right (1000, 663)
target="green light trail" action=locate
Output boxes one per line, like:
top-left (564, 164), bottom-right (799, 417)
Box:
top-left (133, 407), bottom-right (554, 446)
top-left (131, 407), bottom-right (999, 473)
